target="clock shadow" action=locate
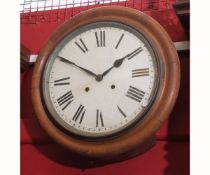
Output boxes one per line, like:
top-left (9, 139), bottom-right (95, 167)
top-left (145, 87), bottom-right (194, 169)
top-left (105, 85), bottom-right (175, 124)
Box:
top-left (22, 120), bottom-right (156, 170)
top-left (163, 52), bottom-right (190, 175)
top-left (22, 115), bottom-right (107, 169)
top-left (30, 141), bottom-right (107, 170)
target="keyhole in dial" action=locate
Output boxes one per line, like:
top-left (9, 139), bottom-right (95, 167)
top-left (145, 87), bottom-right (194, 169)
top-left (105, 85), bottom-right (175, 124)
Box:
top-left (111, 85), bottom-right (115, 89)
top-left (85, 87), bottom-right (90, 92)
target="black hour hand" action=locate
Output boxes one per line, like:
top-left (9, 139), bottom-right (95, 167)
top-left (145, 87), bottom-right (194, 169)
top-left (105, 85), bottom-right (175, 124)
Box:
top-left (102, 47), bottom-right (143, 77)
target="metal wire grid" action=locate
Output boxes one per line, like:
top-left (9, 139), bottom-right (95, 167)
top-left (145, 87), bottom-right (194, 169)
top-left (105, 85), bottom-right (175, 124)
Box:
top-left (20, 0), bottom-right (175, 24)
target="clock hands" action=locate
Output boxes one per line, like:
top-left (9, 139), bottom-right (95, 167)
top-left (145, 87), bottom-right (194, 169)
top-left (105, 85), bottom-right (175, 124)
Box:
top-left (59, 56), bottom-right (104, 81)
top-left (101, 56), bottom-right (126, 77)
top-left (102, 47), bottom-right (143, 77)
top-left (58, 46), bottom-right (142, 82)
top-left (58, 56), bottom-right (98, 78)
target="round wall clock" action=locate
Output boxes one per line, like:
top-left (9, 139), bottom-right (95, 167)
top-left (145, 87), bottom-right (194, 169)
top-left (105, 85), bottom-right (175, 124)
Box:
top-left (32, 6), bottom-right (180, 161)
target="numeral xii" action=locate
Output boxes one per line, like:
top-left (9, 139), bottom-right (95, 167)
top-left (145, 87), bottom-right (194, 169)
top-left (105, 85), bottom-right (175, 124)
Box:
top-left (95, 31), bottom-right (105, 47)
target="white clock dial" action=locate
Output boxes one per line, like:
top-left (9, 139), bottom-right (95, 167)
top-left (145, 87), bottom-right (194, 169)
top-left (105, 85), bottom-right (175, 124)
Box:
top-left (42, 22), bottom-right (159, 138)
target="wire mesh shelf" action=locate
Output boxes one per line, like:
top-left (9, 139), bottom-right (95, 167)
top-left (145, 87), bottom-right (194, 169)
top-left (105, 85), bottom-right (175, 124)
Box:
top-left (20, 0), bottom-right (175, 24)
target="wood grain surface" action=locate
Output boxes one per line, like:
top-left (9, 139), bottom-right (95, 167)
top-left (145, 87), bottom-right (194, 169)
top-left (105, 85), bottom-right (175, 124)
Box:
top-left (31, 6), bottom-right (180, 161)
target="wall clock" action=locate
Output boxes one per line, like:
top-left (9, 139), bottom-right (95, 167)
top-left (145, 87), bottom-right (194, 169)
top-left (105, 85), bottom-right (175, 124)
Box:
top-left (32, 6), bottom-right (180, 162)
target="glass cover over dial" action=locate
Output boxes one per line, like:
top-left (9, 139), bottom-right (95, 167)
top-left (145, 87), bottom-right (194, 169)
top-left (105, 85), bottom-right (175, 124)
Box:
top-left (42, 22), bottom-right (159, 138)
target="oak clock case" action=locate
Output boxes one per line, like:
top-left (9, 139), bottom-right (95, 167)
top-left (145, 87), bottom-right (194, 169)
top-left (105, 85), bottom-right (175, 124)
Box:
top-left (32, 6), bottom-right (180, 161)
top-left (43, 22), bottom-right (158, 138)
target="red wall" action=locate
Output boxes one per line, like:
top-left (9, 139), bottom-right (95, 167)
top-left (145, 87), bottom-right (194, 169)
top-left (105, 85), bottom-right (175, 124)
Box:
top-left (20, 5), bottom-right (189, 175)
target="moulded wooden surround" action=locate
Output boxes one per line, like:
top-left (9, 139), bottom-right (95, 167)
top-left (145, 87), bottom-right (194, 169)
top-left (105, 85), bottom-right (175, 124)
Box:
top-left (31, 6), bottom-right (180, 161)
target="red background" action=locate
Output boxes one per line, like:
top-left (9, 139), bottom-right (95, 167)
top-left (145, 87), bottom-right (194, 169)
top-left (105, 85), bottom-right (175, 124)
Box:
top-left (20, 2), bottom-right (189, 175)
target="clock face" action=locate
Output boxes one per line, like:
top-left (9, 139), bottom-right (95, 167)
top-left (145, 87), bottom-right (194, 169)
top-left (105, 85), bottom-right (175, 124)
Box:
top-left (42, 22), bottom-right (159, 138)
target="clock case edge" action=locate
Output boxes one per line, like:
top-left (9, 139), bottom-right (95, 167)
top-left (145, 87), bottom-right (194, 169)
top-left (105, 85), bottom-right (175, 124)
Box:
top-left (31, 6), bottom-right (180, 161)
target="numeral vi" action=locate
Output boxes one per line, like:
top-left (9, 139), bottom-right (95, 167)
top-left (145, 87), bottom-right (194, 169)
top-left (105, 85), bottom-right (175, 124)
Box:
top-left (96, 109), bottom-right (104, 127)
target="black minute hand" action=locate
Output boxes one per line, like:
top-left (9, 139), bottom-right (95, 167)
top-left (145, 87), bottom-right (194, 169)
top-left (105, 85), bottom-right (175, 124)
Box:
top-left (58, 56), bottom-right (97, 78)
top-left (102, 47), bottom-right (143, 77)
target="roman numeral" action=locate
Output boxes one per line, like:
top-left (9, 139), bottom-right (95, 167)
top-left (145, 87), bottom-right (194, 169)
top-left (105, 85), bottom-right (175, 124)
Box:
top-left (96, 109), bottom-right (104, 127)
top-left (117, 105), bottom-right (127, 118)
top-left (95, 31), bottom-right (105, 47)
top-left (75, 38), bottom-right (88, 53)
top-left (115, 33), bottom-right (124, 49)
top-left (128, 47), bottom-right (143, 60)
top-left (126, 86), bottom-right (145, 103)
top-left (57, 90), bottom-right (74, 110)
top-left (54, 77), bottom-right (70, 86)
top-left (132, 68), bottom-right (149, 78)
top-left (72, 105), bottom-right (86, 124)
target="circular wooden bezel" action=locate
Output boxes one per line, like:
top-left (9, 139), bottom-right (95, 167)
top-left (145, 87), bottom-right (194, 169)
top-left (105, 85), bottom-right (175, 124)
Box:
top-left (32, 6), bottom-right (180, 159)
